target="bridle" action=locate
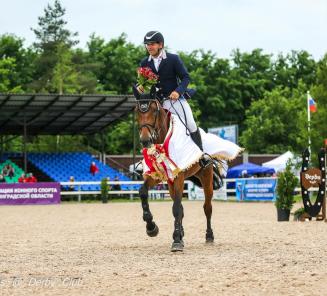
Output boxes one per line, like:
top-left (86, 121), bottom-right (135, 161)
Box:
top-left (137, 99), bottom-right (162, 142)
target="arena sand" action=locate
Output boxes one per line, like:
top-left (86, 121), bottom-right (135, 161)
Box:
top-left (0, 201), bottom-right (326, 296)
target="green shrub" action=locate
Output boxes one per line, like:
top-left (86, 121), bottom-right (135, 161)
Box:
top-left (101, 178), bottom-right (110, 203)
top-left (275, 159), bottom-right (298, 210)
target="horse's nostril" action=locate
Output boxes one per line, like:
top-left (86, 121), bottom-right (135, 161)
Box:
top-left (141, 139), bottom-right (152, 148)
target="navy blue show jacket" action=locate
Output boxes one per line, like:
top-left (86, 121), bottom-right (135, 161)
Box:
top-left (140, 52), bottom-right (191, 98)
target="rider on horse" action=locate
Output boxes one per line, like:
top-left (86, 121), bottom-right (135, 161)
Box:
top-left (137, 30), bottom-right (212, 168)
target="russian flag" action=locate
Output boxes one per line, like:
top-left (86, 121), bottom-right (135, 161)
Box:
top-left (309, 95), bottom-right (317, 113)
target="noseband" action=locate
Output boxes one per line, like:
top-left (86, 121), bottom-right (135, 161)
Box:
top-left (137, 99), bottom-right (161, 142)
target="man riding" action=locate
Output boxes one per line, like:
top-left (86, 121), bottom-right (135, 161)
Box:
top-left (137, 30), bottom-right (211, 168)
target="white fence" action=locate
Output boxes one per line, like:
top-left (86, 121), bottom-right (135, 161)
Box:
top-left (60, 178), bottom-right (323, 202)
top-left (60, 180), bottom-right (191, 202)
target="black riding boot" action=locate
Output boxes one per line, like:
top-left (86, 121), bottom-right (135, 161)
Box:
top-left (190, 128), bottom-right (212, 168)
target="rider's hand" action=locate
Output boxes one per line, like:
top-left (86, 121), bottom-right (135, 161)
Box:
top-left (169, 91), bottom-right (180, 100)
top-left (137, 85), bottom-right (144, 93)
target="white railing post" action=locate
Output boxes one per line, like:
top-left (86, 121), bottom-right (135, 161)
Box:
top-left (78, 184), bottom-right (81, 202)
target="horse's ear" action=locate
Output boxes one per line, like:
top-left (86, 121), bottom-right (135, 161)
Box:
top-left (150, 85), bottom-right (156, 100)
top-left (132, 85), bottom-right (140, 100)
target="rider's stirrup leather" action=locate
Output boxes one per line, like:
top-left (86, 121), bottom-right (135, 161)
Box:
top-left (213, 160), bottom-right (223, 189)
top-left (190, 128), bottom-right (212, 168)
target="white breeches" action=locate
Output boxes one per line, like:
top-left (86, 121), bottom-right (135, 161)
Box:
top-left (162, 97), bottom-right (197, 132)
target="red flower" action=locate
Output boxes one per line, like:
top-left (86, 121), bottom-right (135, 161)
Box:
top-left (137, 67), bottom-right (159, 92)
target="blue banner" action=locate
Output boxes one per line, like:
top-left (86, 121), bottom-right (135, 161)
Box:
top-left (235, 178), bottom-right (277, 201)
top-left (208, 125), bottom-right (238, 144)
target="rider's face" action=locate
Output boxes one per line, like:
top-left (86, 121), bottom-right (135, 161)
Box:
top-left (145, 42), bottom-right (162, 57)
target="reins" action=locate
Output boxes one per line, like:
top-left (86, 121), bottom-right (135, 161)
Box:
top-left (137, 99), bottom-right (169, 143)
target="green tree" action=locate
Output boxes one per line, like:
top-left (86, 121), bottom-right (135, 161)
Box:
top-left (311, 54), bottom-right (327, 152)
top-left (0, 34), bottom-right (35, 91)
top-left (87, 114), bottom-right (137, 154)
top-left (240, 87), bottom-right (308, 153)
top-left (30, 0), bottom-right (80, 93)
top-left (230, 49), bottom-right (274, 124)
top-left (272, 51), bottom-right (317, 91)
top-left (71, 47), bottom-right (100, 93)
top-left (0, 57), bottom-right (22, 92)
top-left (26, 135), bottom-right (89, 152)
top-left (51, 42), bottom-right (79, 94)
top-left (88, 33), bottom-right (145, 94)
top-left (179, 50), bottom-right (237, 128)
top-left (32, 0), bottom-right (78, 49)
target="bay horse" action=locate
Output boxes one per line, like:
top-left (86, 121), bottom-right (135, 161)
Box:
top-left (133, 86), bottom-right (215, 252)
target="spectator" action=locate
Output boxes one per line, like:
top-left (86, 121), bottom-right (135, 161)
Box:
top-left (8, 165), bottom-right (15, 179)
top-left (112, 175), bottom-right (121, 198)
top-left (112, 175), bottom-right (121, 191)
top-left (69, 176), bottom-right (75, 191)
top-left (18, 173), bottom-right (26, 183)
top-left (3, 164), bottom-right (15, 179)
top-left (26, 173), bottom-right (37, 183)
top-left (0, 174), bottom-right (5, 183)
top-left (106, 177), bottom-right (112, 191)
top-left (90, 161), bottom-right (99, 176)
top-left (2, 165), bottom-right (9, 177)
top-left (241, 170), bottom-right (248, 178)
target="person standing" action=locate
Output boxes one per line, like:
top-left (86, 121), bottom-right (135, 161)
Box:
top-left (90, 161), bottom-right (99, 176)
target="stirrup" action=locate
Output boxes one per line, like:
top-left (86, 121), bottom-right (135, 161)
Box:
top-left (213, 164), bottom-right (223, 189)
top-left (199, 154), bottom-right (213, 168)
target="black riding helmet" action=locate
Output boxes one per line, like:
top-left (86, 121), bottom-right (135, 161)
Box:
top-left (143, 31), bottom-right (164, 45)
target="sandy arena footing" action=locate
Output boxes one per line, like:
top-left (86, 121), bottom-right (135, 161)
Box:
top-left (0, 201), bottom-right (326, 296)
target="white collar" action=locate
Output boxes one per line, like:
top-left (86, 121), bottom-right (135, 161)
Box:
top-left (148, 49), bottom-right (167, 61)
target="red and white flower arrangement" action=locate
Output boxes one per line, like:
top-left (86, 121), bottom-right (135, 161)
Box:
top-left (136, 67), bottom-right (159, 93)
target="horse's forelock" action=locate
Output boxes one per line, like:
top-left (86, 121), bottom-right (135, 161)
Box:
top-left (137, 100), bottom-right (152, 113)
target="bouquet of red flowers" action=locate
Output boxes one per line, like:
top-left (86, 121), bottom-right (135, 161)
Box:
top-left (136, 67), bottom-right (159, 93)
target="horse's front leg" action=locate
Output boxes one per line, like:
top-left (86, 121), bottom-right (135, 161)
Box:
top-left (169, 176), bottom-right (185, 252)
top-left (139, 176), bottom-right (159, 237)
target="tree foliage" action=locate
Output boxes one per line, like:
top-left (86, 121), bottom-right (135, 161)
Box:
top-left (32, 0), bottom-right (78, 49)
top-left (240, 87), bottom-right (308, 153)
top-left (310, 54), bottom-right (327, 152)
top-left (0, 34), bottom-right (35, 92)
top-left (1, 0), bottom-right (326, 155)
top-left (30, 0), bottom-right (81, 93)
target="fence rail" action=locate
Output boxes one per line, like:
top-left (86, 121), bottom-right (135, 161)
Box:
top-left (60, 180), bottom-right (190, 201)
top-left (60, 178), bottom-right (326, 202)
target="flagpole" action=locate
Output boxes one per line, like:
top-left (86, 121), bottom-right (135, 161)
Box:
top-left (307, 90), bottom-right (311, 154)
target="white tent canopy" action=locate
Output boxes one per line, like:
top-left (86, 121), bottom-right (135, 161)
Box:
top-left (262, 151), bottom-right (294, 173)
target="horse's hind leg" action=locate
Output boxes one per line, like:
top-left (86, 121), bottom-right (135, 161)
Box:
top-left (139, 176), bottom-right (159, 237)
top-left (198, 167), bottom-right (214, 243)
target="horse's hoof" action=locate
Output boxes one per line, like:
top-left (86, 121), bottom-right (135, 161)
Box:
top-left (206, 237), bottom-right (214, 243)
top-left (146, 223), bottom-right (159, 237)
top-left (171, 241), bottom-right (184, 252)
top-left (206, 231), bottom-right (214, 243)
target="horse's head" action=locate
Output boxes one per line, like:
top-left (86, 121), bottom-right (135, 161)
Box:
top-left (133, 85), bottom-right (165, 148)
